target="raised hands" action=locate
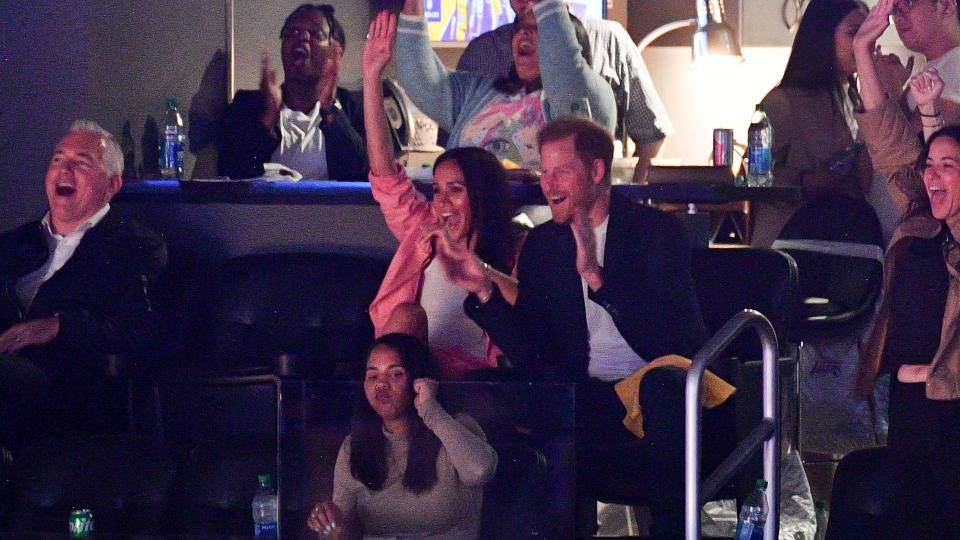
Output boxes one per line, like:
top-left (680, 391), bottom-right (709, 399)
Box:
top-left (259, 50), bottom-right (283, 131)
top-left (876, 46), bottom-right (915, 98)
top-left (413, 377), bottom-right (439, 408)
top-left (853, 0), bottom-right (893, 53)
top-left (910, 67), bottom-right (945, 110)
top-left (911, 67), bottom-right (946, 140)
top-left (363, 10), bottom-right (396, 81)
top-left (318, 40), bottom-right (343, 113)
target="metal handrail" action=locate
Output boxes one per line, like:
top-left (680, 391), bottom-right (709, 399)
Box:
top-left (685, 309), bottom-right (780, 540)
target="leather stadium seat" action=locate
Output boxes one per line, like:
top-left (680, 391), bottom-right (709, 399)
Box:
top-left (176, 252), bottom-right (389, 380)
top-left (773, 195), bottom-right (884, 339)
top-left (7, 435), bottom-right (181, 536)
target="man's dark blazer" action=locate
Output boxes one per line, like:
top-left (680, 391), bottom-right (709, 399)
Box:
top-left (217, 87), bottom-right (368, 180)
top-left (467, 192), bottom-right (708, 381)
top-left (0, 208), bottom-right (167, 377)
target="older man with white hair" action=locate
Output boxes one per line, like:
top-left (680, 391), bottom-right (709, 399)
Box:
top-left (0, 120), bottom-right (167, 441)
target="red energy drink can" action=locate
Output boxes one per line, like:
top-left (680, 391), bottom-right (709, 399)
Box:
top-left (713, 128), bottom-right (734, 167)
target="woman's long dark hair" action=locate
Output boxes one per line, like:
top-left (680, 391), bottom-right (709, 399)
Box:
top-left (434, 147), bottom-right (520, 273)
top-left (349, 333), bottom-right (442, 494)
top-left (494, 13), bottom-right (592, 95)
top-left (779, 0), bottom-right (866, 108)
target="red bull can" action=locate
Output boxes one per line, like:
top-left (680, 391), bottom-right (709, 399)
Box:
top-left (713, 128), bottom-right (734, 167)
top-left (69, 508), bottom-right (94, 537)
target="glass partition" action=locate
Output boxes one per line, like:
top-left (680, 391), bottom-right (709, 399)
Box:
top-left (277, 380), bottom-right (576, 538)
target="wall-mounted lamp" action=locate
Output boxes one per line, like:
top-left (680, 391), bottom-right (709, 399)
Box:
top-left (637, 0), bottom-right (743, 68)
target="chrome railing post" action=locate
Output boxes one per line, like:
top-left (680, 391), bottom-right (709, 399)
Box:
top-left (684, 309), bottom-right (779, 540)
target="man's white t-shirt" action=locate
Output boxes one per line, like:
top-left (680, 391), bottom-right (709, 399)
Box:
top-left (583, 216), bottom-right (647, 381)
top-left (271, 101), bottom-right (331, 179)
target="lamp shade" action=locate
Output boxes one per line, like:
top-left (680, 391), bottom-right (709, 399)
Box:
top-left (692, 21), bottom-right (743, 65)
top-left (692, 0), bottom-right (743, 66)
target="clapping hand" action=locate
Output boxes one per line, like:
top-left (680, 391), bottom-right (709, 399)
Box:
top-left (0, 317), bottom-right (60, 354)
top-left (571, 209), bottom-right (603, 291)
top-left (318, 40), bottom-right (343, 115)
top-left (853, 0), bottom-right (893, 51)
top-left (363, 10), bottom-right (396, 81)
top-left (910, 67), bottom-right (945, 109)
top-left (413, 378), bottom-right (439, 408)
top-left (876, 45), bottom-right (915, 98)
top-left (259, 51), bottom-right (283, 131)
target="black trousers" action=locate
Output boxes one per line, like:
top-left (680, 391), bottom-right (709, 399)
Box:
top-left (884, 380), bottom-right (960, 540)
top-left (576, 367), bottom-right (736, 539)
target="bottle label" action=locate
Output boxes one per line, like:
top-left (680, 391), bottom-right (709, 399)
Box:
top-left (255, 521), bottom-right (277, 537)
top-left (748, 147), bottom-right (772, 175)
top-left (735, 522), bottom-right (755, 540)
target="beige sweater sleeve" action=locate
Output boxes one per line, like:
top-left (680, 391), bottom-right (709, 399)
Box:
top-left (855, 98), bottom-right (926, 219)
top-left (417, 399), bottom-right (498, 487)
top-left (331, 438), bottom-right (362, 540)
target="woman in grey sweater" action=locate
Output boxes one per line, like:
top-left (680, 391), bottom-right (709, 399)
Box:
top-left (395, 0), bottom-right (615, 170)
top-left (307, 333), bottom-right (498, 539)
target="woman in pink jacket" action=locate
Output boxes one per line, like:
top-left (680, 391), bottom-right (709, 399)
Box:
top-left (363, 11), bottom-right (523, 380)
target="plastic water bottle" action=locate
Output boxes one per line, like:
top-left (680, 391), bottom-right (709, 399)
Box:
top-left (252, 474), bottom-right (278, 538)
top-left (746, 104), bottom-right (773, 187)
top-left (159, 99), bottom-right (185, 179)
top-left (814, 499), bottom-right (829, 540)
top-left (735, 479), bottom-right (768, 540)
top-left (827, 141), bottom-right (863, 176)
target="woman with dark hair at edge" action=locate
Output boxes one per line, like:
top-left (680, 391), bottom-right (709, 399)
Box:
top-left (851, 1), bottom-right (960, 538)
top-left (362, 10), bottom-right (525, 380)
top-left (307, 333), bottom-right (497, 539)
top-left (751, 0), bottom-right (889, 246)
top-left (393, 0), bottom-right (614, 171)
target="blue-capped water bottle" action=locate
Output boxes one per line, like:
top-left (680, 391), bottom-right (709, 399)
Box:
top-left (252, 474), bottom-right (278, 537)
top-left (159, 99), bottom-right (185, 179)
top-left (735, 479), bottom-right (768, 540)
top-left (746, 104), bottom-right (773, 187)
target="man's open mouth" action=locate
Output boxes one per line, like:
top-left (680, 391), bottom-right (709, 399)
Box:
top-left (55, 185), bottom-right (76, 196)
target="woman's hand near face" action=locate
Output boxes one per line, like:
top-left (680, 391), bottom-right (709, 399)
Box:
top-left (307, 500), bottom-right (345, 538)
top-left (911, 68), bottom-right (945, 141)
top-left (413, 378), bottom-right (439, 408)
top-left (854, 0), bottom-right (897, 111)
top-left (363, 10), bottom-right (401, 177)
top-left (402, 0), bottom-right (424, 16)
top-left (853, 0), bottom-right (893, 53)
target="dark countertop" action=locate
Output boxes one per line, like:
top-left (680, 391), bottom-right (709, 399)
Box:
top-left (116, 179), bottom-right (802, 206)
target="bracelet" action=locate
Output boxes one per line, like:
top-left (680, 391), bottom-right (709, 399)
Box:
top-left (918, 110), bottom-right (942, 118)
top-left (476, 285), bottom-right (494, 304)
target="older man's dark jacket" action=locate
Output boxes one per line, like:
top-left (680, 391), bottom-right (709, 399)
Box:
top-left (0, 208), bottom-right (167, 377)
top-left (466, 192), bottom-right (708, 381)
top-left (218, 88), bottom-right (368, 180)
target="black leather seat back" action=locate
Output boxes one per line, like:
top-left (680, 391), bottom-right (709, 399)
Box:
top-left (691, 247), bottom-right (800, 361)
top-left (11, 435), bottom-right (181, 536)
top-left (184, 252), bottom-right (389, 378)
top-left (777, 195), bottom-right (884, 335)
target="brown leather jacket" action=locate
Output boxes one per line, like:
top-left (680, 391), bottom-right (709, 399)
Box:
top-left (855, 99), bottom-right (960, 400)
